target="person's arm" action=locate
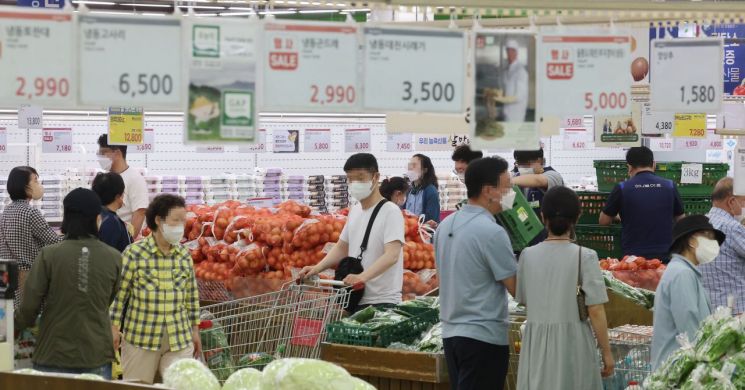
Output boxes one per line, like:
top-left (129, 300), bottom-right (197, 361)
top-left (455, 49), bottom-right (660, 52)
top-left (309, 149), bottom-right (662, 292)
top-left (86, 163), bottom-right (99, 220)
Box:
top-left (501, 275), bottom-right (516, 297)
top-left (670, 272), bottom-right (710, 340)
top-left (353, 241), bottom-right (402, 284)
top-left (515, 251), bottom-right (527, 305)
top-left (299, 240), bottom-right (350, 279)
top-left (130, 209), bottom-right (146, 238)
top-left (99, 217), bottom-right (119, 251)
top-left (486, 228), bottom-right (518, 294)
top-left (599, 184), bottom-right (622, 225)
top-left (512, 174), bottom-right (549, 189)
top-left (423, 186), bottom-right (441, 223)
top-left (589, 305), bottom-right (614, 377)
top-left (128, 174), bottom-right (150, 237)
top-left (672, 187), bottom-right (685, 220)
top-left (15, 250), bottom-right (50, 330)
top-left (110, 248), bottom-right (135, 333)
top-left (29, 208), bottom-right (61, 246)
top-left (344, 206), bottom-right (405, 285)
top-left (598, 212), bottom-right (615, 226)
top-left (730, 227), bottom-right (745, 259)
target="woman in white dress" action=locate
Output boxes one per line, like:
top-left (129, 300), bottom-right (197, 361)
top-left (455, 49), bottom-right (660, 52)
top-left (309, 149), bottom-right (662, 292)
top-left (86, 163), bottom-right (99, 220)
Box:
top-left (516, 187), bottom-right (614, 390)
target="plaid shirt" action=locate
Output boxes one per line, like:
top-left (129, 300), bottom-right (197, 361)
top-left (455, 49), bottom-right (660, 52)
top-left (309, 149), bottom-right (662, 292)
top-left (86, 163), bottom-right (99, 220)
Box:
top-left (110, 235), bottom-right (200, 351)
top-left (701, 207), bottom-right (745, 314)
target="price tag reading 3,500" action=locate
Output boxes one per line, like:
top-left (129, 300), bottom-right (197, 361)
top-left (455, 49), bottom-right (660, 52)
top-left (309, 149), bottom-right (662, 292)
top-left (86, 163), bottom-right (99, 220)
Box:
top-left (651, 39), bottom-right (723, 113)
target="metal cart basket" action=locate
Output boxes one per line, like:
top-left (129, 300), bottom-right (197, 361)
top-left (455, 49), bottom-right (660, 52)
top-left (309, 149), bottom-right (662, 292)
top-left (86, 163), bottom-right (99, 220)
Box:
top-left (604, 325), bottom-right (653, 390)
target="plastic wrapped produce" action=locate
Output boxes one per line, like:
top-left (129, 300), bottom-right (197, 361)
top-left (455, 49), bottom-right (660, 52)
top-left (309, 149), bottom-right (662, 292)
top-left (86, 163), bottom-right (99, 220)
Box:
top-left (199, 315), bottom-right (235, 382)
top-left (695, 318), bottom-right (740, 362)
top-left (222, 368), bottom-right (262, 390)
top-left (721, 352), bottom-right (745, 388)
top-left (162, 359), bottom-right (220, 390)
top-left (260, 358), bottom-right (354, 390)
top-left (416, 323), bottom-right (443, 352)
top-left (645, 335), bottom-right (697, 388)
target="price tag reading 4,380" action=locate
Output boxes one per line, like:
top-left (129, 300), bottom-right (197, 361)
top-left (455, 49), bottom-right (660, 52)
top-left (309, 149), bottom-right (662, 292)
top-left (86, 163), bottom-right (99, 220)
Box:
top-left (42, 127), bottom-right (72, 153)
top-left (651, 39), bottom-right (723, 113)
top-left (79, 15), bottom-right (181, 108)
top-left (363, 27), bottom-right (466, 113)
top-left (344, 128), bottom-right (371, 153)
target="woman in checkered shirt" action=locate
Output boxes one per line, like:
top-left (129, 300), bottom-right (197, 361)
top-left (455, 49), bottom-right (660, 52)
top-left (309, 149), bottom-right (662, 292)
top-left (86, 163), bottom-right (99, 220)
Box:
top-left (0, 166), bottom-right (61, 308)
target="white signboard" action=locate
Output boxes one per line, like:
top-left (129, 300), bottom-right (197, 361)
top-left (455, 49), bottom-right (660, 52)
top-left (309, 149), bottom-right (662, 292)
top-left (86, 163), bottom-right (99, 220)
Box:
top-left (79, 15), bottom-right (182, 108)
top-left (130, 128), bottom-right (154, 154)
top-left (304, 128), bottom-right (331, 153)
top-left (344, 128), bottom-right (371, 153)
top-left (735, 142), bottom-right (745, 196)
top-left (386, 133), bottom-right (413, 152)
top-left (650, 38), bottom-right (723, 113)
top-left (642, 106), bottom-right (675, 135)
top-left (18, 104), bottom-right (42, 129)
top-left (561, 127), bottom-right (592, 150)
top-left (41, 127), bottom-right (71, 153)
top-left (681, 163), bottom-right (704, 184)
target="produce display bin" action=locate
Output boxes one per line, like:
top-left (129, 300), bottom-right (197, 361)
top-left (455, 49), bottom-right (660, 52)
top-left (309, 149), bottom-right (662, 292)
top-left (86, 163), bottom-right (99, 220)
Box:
top-left (681, 195), bottom-right (712, 216)
top-left (576, 191), bottom-right (610, 225)
top-left (496, 186), bottom-right (544, 252)
top-left (0, 372), bottom-right (161, 390)
top-left (594, 160), bottom-right (729, 195)
top-left (575, 224), bottom-right (623, 259)
top-left (326, 309), bottom-right (439, 348)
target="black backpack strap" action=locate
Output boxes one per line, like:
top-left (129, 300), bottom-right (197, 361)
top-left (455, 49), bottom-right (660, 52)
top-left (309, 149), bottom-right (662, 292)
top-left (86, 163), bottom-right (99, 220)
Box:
top-left (358, 200), bottom-right (387, 258)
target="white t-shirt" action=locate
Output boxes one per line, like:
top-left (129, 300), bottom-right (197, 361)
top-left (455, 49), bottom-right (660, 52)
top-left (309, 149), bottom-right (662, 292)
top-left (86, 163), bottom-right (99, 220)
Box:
top-left (340, 200), bottom-right (405, 305)
top-left (117, 166), bottom-right (149, 224)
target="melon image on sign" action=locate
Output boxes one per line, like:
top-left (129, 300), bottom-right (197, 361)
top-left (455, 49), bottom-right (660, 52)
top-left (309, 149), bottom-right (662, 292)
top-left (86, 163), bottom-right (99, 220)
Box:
top-left (190, 95), bottom-right (221, 130)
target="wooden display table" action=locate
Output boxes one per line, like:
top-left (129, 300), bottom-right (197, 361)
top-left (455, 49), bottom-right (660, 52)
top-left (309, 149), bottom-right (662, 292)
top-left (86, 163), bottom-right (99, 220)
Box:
top-left (604, 289), bottom-right (654, 329)
top-left (0, 372), bottom-right (164, 390)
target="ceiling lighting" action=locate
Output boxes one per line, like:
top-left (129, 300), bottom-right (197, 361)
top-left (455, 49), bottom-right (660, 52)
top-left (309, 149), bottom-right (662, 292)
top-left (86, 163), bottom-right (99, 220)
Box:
top-left (299, 1), bottom-right (309, 4)
top-left (120, 3), bottom-right (171, 7)
top-left (228, 6), bottom-right (253, 10)
top-left (259, 9), bottom-right (297, 14)
top-left (311, 1), bottom-right (321, 4)
top-left (195, 12), bottom-right (218, 16)
top-left (298, 9), bottom-right (337, 13)
top-left (179, 5), bottom-right (225, 9)
top-left (90, 10), bottom-right (133, 15)
top-left (142, 12), bottom-right (167, 16)
top-left (72, 0), bottom-right (116, 5)
top-left (342, 8), bottom-right (370, 12)
top-left (220, 11), bottom-right (255, 16)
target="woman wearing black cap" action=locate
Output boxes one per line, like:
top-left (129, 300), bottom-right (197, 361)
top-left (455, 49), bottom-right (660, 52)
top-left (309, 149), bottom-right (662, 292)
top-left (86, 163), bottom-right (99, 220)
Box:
top-left (15, 188), bottom-right (123, 379)
top-left (650, 215), bottom-right (726, 370)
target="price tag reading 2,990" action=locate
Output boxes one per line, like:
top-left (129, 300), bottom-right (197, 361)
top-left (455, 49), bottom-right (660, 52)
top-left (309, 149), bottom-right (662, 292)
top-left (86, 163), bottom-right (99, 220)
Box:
top-left (651, 38), bottom-right (723, 113)
top-left (79, 15), bottom-right (181, 108)
top-left (345, 128), bottom-right (371, 153)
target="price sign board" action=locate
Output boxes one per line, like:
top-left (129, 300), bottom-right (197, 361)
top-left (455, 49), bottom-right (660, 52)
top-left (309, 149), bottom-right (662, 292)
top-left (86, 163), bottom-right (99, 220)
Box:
top-left (538, 29), bottom-right (631, 121)
top-left (304, 128), bottom-right (331, 153)
top-left (707, 133), bottom-right (723, 149)
top-left (386, 133), bottom-right (413, 152)
top-left (262, 21), bottom-right (360, 112)
top-left (675, 138), bottom-right (704, 150)
top-left (0, 127), bottom-right (6, 154)
top-left (238, 129), bottom-right (267, 153)
top-left (41, 127), bottom-right (71, 153)
top-left (272, 129), bottom-right (299, 153)
top-left (561, 127), bottom-right (592, 150)
top-left (681, 163), bottom-right (704, 184)
top-left (648, 137), bottom-right (674, 152)
top-left (735, 142), bottom-right (745, 196)
top-left (130, 128), bottom-right (154, 154)
top-left (18, 104), bottom-right (42, 129)
top-left (642, 107), bottom-right (675, 135)
top-left (651, 38), bottom-right (723, 113)
top-left (79, 15), bottom-right (181, 108)
top-left (0, 8), bottom-right (75, 107)
top-left (674, 113), bottom-right (707, 138)
top-left (344, 128), bottom-right (371, 153)
top-left (363, 27), bottom-right (466, 113)
top-left (108, 106), bottom-right (143, 145)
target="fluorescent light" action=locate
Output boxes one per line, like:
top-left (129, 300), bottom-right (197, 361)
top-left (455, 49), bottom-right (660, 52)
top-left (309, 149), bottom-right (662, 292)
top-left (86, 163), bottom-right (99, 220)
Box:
top-left (179, 5), bottom-right (225, 9)
top-left (336, 2), bottom-right (346, 6)
top-left (274, 0), bottom-right (285, 3)
top-left (259, 9), bottom-right (296, 14)
top-left (120, 3), bottom-right (171, 7)
top-left (90, 10), bottom-right (132, 15)
top-left (142, 12), bottom-right (167, 16)
top-left (220, 11), bottom-right (254, 16)
top-left (72, 0), bottom-right (116, 4)
top-left (298, 9), bottom-right (337, 13)
top-left (342, 8), bottom-right (369, 12)
top-left (195, 12), bottom-right (218, 16)
top-left (228, 6), bottom-right (253, 10)
top-left (286, 1), bottom-right (297, 4)
top-left (311, 1), bottom-right (321, 4)
top-left (299, 1), bottom-right (309, 4)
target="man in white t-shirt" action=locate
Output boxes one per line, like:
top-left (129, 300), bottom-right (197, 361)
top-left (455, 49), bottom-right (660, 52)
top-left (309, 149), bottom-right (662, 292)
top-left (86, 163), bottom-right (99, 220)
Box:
top-left (97, 134), bottom-right (149, 238)
top-left (298, 153), bottom-right (405, 310)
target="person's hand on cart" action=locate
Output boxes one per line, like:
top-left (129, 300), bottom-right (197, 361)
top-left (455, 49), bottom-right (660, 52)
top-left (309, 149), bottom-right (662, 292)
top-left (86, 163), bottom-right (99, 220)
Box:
top-left (112, 325), bottom-right (121, 351)
top-left (297, 265), bottom-right (320, 282)
top-left (342, 274), bottom-right (366, 291)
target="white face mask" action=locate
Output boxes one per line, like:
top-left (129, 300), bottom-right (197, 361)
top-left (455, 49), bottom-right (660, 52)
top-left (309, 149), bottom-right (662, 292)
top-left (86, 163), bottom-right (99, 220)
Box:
top-left (98, 156), bottom-right (113, 171)
top-left (348, 182), bottom-right (374, 202)
top-left (162, 223), bottom-right (185, 245)
top-left (695, 236), bottom-right (720, 265)
top-left (499, 189), bottom-right (517, 212)
top-left (406, 170), bottom-right (421, 182)
top-left (455, 171), bottom-right (465, 182)
top-left (517, 167), bottom-right (535, 175)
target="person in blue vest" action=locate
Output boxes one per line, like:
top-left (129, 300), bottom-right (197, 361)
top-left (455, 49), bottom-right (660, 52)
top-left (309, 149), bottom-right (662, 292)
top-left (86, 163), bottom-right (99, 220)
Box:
top-left (405, 154), bottom-right (441, 226)
top-left (511, 149), bottom-right (564, 245)
top-left (599, 146), bottom-right (685, 263)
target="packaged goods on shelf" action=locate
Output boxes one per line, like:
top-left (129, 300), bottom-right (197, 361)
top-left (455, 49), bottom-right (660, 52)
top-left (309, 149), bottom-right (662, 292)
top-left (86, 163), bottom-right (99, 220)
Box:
top-left (254, 167), bottom-right (283, 177)
top-left (326, 175), bottom-right (347, 185)
top-left (282, 175), bottom-right (305, 185)
top-left (307, 175), bottom-right (325, 185)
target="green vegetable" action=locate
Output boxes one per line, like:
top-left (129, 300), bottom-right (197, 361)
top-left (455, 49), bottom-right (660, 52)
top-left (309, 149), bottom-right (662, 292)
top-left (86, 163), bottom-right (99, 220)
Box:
top-left (603, 271), bottom-right (654, 309)
top-left (387, 342), bottom-right (418, 351)
top-left (200, 320), bottom-right (235, 381)
top-left (722, 353), bottom-right (745, 388)
top-left (416, 323), bottom-right (443, 353)
top-left (349, 306), bottom-right (377, 323)
top-left (163, 358), bottom-right (220, 390)
top-left (399, 297), bottom-right (438, 308)
top-left (222, 367), bottom-right (262, 390)
top-left (655, 347), bottom-right (697, 387)
top-left (260, 358), bottom-right (356, 390)
top-left (696, 321), bottom-right (740, 362)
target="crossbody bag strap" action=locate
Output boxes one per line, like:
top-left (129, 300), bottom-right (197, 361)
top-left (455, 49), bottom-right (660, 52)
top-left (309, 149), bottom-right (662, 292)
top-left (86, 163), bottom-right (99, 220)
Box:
top-left (577, 245), bottom-right (583, 292)
top-left (358, 200), bottom-right (388, 258)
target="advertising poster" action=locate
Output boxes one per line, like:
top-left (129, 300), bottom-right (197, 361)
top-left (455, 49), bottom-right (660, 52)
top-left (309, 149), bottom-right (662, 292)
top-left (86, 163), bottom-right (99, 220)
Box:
top-left (273, 130), bottom-right (299, 153)
top-left (594, 113), bottom-right (641, 147)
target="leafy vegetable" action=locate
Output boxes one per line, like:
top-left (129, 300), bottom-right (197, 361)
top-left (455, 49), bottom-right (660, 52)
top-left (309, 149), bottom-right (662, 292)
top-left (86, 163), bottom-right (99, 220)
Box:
top-left (222, 367), bottom-right (262, 390)
top-left (260, 358), bottom-right (354, 390)
top-left (696, 320), bottom-right (740, 362)
top-left (237, 352), bottom-right (274, 369)
top-left (416, 323), bottom-right (443, 353)
top-left (163, 358), bottom-right (220, 390)
top-left (349, 306), bottom-right (377, 323)
top-left (603, 271), bottom-right (654, 309)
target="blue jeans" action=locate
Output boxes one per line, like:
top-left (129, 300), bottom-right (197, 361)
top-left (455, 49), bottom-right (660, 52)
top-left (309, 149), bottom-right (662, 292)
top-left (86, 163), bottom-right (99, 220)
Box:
top-left (33, 362), bottom-right (112, 380)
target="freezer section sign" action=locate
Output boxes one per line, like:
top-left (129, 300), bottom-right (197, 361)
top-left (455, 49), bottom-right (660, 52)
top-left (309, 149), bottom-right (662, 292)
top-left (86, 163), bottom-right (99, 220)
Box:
top-left (192, 25), bottom-right (219, 58)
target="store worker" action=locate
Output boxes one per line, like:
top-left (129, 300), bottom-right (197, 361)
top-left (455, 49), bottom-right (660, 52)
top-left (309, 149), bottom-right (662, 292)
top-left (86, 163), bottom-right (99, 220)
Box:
top-left (451, 145), bottom-right (483, 181)
top-left (92, 172), bottom-right (133, 252)
top-left (651, 215), bottom-right (724, 369)
top-left (599, 146), bottom-right (685, 263)
top-left (97, 134), bottom-right (149, 238)
top-left (298, 153), bottom-right (405, 313)
top-left (701, 177), bottom-right (745, 314)
top-left (511, 148), bottom-right (565, 212)
top-left (434, 156), bottom-right (517, 390)
top-left (0, 166), bottom-right (61, 309)
top-left (16, 188), bottom-right (122, 379)
top-left (379, 176), bottom-right (410, 208)
top-left (499, 39), bottom-right (529, 122)
top-left (110, 194), bottom-right (201, 384)
top-left (516, 187), bottom-right (613, 389)
top-left (404, 153), bottom-right (441, 224)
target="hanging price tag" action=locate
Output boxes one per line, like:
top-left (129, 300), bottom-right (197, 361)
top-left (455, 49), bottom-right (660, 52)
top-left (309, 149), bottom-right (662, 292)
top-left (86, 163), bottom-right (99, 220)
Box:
top-left (561, 128), bottom-right (592, 150)
top-left (386, 133), bottom-right (413, 152)
top-left (272, 130), bottom-right (299, 153)
top-left (651, 38), bottom-right (723, 113)
top-left (41, 127), bottom-right (72, 153)
top-left (238, 129), bottom-right (267, 153)
top-left (675, 138), bottom-right (703, 150)
top-left (195, 145), bottom-right (224, 153)
top-left (131, 129), bottom-right (154, 154)
top-left (648, 137), bottom-right (674, 152)
top-left (642, 109), bottom-right (675, 135)
top-left (304, 128), bottom-right (331, 153)
top-left (681, 163), bottom-right (704, 184)
top-left (674, 113), bottom-right (707, 138)
top-left (345, 128), bottom-right (371, 153)
top-left (0, 127), bottom-right (6, 154)
top-left (18, 104), bottom-right (43, 129)
top-left (735, 143), bottom-right (745, 196)
top-left (108, 106), bottom-right (143, 145)
top-left (563, 116), bottom-right (584, 128)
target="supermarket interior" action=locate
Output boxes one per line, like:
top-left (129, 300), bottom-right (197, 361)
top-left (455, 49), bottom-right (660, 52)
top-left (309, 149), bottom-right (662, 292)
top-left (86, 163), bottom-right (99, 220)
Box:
top-left (0, 0), bottom-right (745, 389)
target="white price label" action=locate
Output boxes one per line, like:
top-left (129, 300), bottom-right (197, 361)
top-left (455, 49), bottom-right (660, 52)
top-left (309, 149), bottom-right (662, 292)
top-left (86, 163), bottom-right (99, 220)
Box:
top-left (344, 128), bottom-right (371, 153)
top-left (643, 110), bottom-right (675, 135)
top-left (0, 127), bottom-right (6, 154)
top-left (262, 22), bottom-right (360, 112)
top-left (304, 128), bottom-right (331, 153)
top-left (675, 138), bottom-right (703, 150)
top-left (41, 127), bottom-right (72, 153)
top-left (18, 104), bottom-right (43, 129)
top-left (415, 134), bottom-right (452, 151)
top-left (79, 15), bottom-right (181, 108)
top-left (386, 133), bottom-right (413, 152)
top-left (681, 163), bottom-right (704, 184)
top-left (563, 116), bottom-right (585, 128)
top-left (195, 145), bottom-right (224, 153)
top-left (651, 39), bottom-right (723, 113)
top-left (0, 9), bottom-right (75, 107)
top-left (272, 130), bottom-right (299, 153)
top-left (707, 133), bottom-right (723, 149)
top-left (130, 128), bottom-right (154, 154)
top-left (648, 137), bottom-right (674, 152)
top-left (561, 128), bottom-right (591, 150)
top-left (247, 197), bottom-right (275, 208)
top-left (238, 129), bottom-right (267, 153)
top-left (363, 27), bottom-right (466, 113)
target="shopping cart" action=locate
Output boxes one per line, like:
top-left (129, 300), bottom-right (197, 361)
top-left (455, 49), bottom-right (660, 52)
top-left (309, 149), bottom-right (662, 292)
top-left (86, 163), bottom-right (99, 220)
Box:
top-left (504, 315), bottom-right (526, 390)
top-left (199, 278), bottom-right (351, 378)
top-left (603, 325), bottom-right (653, 390)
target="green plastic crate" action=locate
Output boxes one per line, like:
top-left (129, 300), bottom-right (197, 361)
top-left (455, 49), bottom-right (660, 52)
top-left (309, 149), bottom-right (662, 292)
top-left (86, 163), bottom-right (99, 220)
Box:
top-left (682, 195), bottom-right (712, 215)
top-left (575, 224), bottom-right (622, 259)
top-left (325, 322), bottom-right (377, 347)
top-left (378, 310), bottom-right (439, 347)
top-left (593, 160), bottom-right (629, 192)
top-left (496, 186), bottom-right (544, 252)
top-left (594, 160), bottom-right (729, 195)
top-left (576, 191), bottom-right (609, 225)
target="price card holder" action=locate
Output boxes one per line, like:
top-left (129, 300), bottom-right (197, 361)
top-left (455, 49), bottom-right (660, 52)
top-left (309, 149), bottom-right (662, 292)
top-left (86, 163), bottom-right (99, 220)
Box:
top-left (131, 128), bottom-right (154, 154)
top-left (238, 129), bottom-right (267, 153)
top-left (304, 128), bottom-right (331, 153)
top-left (41, 127), bottom-right (72, 153)
top-left (642, 108), bottom-right (675, 135)
top-left (681, 163), bottom-right (704, 184)
top-left (561, 127), bottom-right (592, 150)
top-left (18, 104), bottom-right (43, 129)
top-left (674, 113), bottom-right (707, 138)
top-left (651, 38), bottom-right (723, 113)
top-left (648, 137), bottom-right (674, 152)
top-left (108, 106), bottom-right (143, 145)
top-left (195, 146), bottom-right (225, 153)
top-left (0, 128), bottom-right (6, 154)
top-left (386, 133), bottom-right (413, 152)
top-left (675, 138), bottom-right (703, 150)
top-left (344, 128), bottom-right (371, 153)
top-left (707, 132), bottom-right (723, 149)
top-left (272, 130), bottom-right (299, 153)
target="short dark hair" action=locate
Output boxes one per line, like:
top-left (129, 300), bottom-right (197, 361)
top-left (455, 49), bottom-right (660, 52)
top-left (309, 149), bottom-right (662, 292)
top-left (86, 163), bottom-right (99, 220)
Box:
top-left (379, 177), bottom-right (410, 200)
top-left (452, 145), bottom-right (483, 163)
top-left (98, 134), bottom-right (128, 159)
top-left (513, 149), bottom-right (544, 164)
top-left (7, 166), bottom-right (38, 201)
top-left (61, 210), bottom-right (100, 239)
top-left (146, 194), bottom-right (186, 232)
top-left (413, 154), bottom-right (438, 188)
top-left (343, 153), bottom-right (378, 173)
top-left (465, 157), bottom-right (509, 199)
top-left (541, 187), bottom-right (581, 236)
top-left (626, 146), bottom-right (654, 168)
top-left (92, 172), bottom-right (125, 205)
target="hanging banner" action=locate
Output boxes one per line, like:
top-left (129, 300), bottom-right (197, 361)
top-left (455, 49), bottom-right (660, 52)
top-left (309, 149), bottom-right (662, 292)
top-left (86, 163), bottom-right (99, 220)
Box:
top-left (0, 7), bottom-right (75, 107)
top-left (304, 128), bottom-right (331, 153)
top-left (673, 113), bottom-right (707, 138)
top-left (344, 128), bottom-right (371, 153)
top-left (261, 21), bottom-right (360, 112)
top-left (699, 24), bottom-right (745, 95)
top-left (131, 128), bottom-right (154, 154)
top-left (363, 26), bottom-right (466, 114)
top-left (272, 129), bottom-right (299, 153)
top-left (0, 127), bottom-right (6, 154)
top-left (41, 127), bottom-right (71, 153)
top-left (386, 133), bottom-right (413, 152)
top-left (186, 18), bottom-right (257, 144)
top-left (79, 15), bottom-right (181, 108)
top-left (471, 30), bottom-right (538, 150)
top-left (16, 0), bottom-right (64, 8)
top-left (107, 106), bottom-right (143, 145)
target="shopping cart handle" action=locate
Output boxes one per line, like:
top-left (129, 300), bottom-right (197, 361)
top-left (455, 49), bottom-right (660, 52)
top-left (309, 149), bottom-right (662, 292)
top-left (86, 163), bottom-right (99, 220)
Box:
top-left (299, 277), bottom-right (365, 291)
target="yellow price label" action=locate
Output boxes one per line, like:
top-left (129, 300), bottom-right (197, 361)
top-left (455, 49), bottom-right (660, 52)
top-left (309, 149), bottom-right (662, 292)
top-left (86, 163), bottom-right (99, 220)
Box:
top-left (108, 107), bottom-right (144, 145)
top-left (673, 113), bottom-right (706, 138)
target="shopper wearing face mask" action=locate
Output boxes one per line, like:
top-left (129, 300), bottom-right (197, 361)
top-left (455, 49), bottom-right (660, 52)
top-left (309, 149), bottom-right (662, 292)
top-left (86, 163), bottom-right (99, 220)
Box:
top-left (298, 153), bottom-right (405, 312)
top-left (0, 166), bottom-right (61, 309)
top-left (404, 154), bottom-right (441, 225)
top-left (511, 148), bottom-right (564, 213)
top-left (97, 134), bottom-right (149, 239)
top-left (433, 157), bottom-right (517, 390)
top-left (700, 177), bottom-right (745, 314)
top-left (92, 172), bottom-right (133, 252)
top-left (379, 176), bottom-right (410, 208)
top-left (651, 215), bottom-right (725, 370)
top-left (451, 145), bottom-right (483, 182)
top-left (109, 194), bottom-right (201, 384)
